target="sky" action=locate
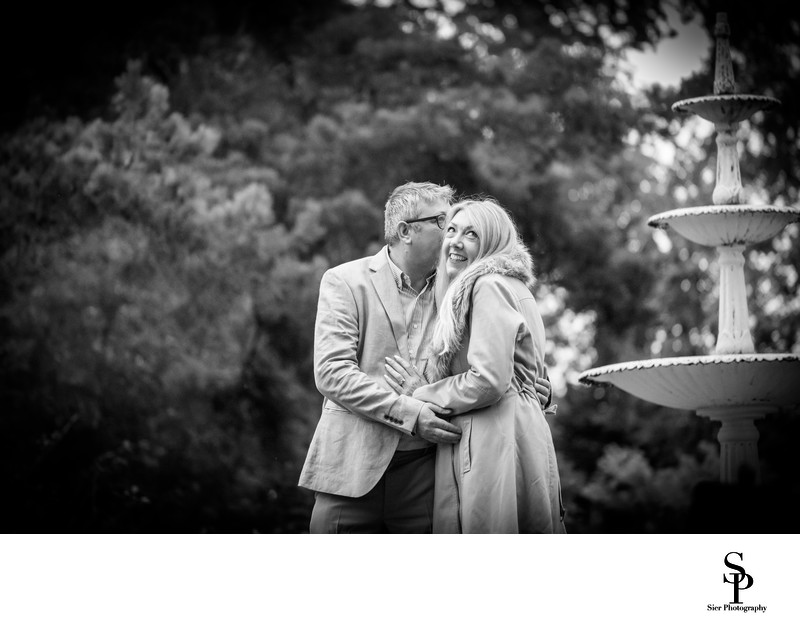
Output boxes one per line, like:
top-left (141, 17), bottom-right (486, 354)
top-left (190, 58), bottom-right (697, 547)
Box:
top-left (625, 7), bottom-right (712, 88)
top-left (621, 8), bottom-right (716, 173)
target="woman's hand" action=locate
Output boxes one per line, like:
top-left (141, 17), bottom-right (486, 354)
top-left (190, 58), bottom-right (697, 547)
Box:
top-left (384, 355), bottom-right (429, 396)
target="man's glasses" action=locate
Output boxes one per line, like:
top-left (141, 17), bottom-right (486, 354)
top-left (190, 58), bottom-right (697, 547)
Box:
top-left (405, 214), bottom-right (446, 229)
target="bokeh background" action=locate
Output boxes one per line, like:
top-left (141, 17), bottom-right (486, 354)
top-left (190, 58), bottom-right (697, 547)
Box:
top-left (1, 0), bottom-right (798, 533)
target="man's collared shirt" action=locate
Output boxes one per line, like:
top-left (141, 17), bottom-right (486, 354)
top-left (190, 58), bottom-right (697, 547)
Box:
top-left (386, 251), bottom-right (437, 450)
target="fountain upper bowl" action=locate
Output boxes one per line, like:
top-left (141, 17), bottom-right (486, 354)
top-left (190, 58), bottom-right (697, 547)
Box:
top-left (672, 94), bottom-right (780, 124)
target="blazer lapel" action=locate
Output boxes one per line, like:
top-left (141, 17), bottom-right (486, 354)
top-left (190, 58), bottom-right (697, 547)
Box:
top-left (369, 247), bottom-right (407, 351)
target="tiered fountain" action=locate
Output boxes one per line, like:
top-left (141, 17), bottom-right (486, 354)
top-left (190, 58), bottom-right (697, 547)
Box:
top-left (579, 13), bottom-right (800, 486)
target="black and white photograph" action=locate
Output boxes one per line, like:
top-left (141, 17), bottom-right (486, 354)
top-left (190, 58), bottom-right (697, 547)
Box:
top-left (1, 0), bottom-right (797, 629)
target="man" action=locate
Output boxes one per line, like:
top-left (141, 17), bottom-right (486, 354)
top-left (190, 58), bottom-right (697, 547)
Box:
top-left (299, 182), bottom-right (550, 533)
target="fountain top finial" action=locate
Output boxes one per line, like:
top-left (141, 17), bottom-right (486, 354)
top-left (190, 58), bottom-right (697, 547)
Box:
top-left (672, 10), bottom-right (779, 124)
top-left (713, 12), bottom-right (736, 95)
top-left (714, 12), bottom-right (730, 38)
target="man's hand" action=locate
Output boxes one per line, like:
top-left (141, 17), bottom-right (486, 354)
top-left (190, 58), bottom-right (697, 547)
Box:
top-left (535, 375), bottom-right (551, 409)
top-left (414, 402), bottom-right (461, 444)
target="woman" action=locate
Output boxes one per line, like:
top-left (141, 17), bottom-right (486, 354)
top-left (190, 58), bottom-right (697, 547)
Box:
top-left (385, 198), bottom-right (565, 533)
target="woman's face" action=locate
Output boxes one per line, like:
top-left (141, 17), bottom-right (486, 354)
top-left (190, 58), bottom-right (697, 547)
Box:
top-left (443, 211), bottom-right (481, 279)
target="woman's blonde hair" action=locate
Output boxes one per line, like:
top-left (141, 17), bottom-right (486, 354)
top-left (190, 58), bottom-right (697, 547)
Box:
top-left (433, 197), bottom-right (522, 301)
top-left (430, 198), bottom-right (531, 373)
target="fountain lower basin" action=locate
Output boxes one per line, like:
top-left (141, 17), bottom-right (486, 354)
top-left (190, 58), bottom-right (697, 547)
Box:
top-left (579, 354), bottom-right (800, 483)
top-left (578, 353), bottom-right (800, 410)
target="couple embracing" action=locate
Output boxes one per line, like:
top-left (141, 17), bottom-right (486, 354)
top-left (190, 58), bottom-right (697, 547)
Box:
top-left (299, 182), bottom-right (566, 534)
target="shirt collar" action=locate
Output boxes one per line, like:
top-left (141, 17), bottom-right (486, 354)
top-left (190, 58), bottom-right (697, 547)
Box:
top-left (386, 248), bottom-right (436, 291)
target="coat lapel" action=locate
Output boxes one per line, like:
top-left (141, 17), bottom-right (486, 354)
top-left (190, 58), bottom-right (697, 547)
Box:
top-left (369, 247), bottom-right (407, 351)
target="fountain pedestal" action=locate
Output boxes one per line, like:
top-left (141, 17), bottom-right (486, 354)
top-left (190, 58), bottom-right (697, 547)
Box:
top-left (698, 408), bottom-right (768, 484)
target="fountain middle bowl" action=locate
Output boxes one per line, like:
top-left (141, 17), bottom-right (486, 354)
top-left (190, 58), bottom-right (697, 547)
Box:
top-left (648, 205), bottom-right (800, 247)
top-left (578, 353), bottom-right (800, 411)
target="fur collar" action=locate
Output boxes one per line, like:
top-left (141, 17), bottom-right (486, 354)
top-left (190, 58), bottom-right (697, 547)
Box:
top-left (429, 246), bottom-right (535, 380)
